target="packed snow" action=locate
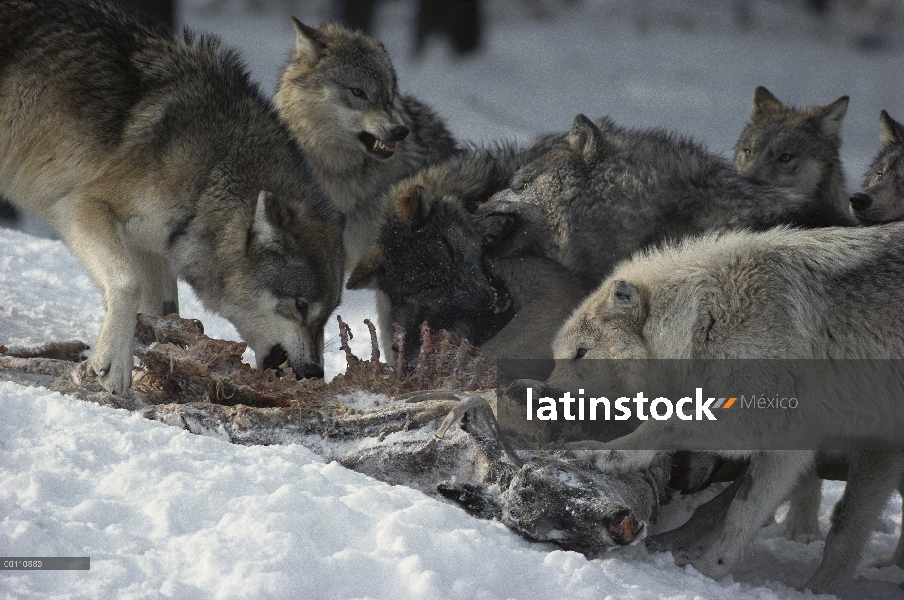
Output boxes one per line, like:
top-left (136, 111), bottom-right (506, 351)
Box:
top-left (3, 1), bottom-right (904, 598)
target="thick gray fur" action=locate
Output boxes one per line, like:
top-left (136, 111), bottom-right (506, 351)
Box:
top-left (734, 86), bottom-right (849, 215)
top-left (274, 20), bottom-right (459, 273)
top-left (0, 0), bottom-right (344, 392)
top-left (479, 114), bottom-right (854, 290)
top-left (554, 225), bottom-right (904, 594)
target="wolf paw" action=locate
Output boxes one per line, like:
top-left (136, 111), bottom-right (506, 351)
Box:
top-left (84, 351), bottom-right (133, 395)
top-left (688, 553), bottom-right (733, 581)
top-left (785, 528), bottom-right (820, 544)
top-left (868, 553), bottom-right (904, 569)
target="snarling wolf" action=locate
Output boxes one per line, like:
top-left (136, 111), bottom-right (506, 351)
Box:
top-left (274, 19), bottom-right (459, 272)
top-left (479, 114), bottom-right (854, 291)
top-left (734, 86), bottom-right (850, 214)
top-left (346, 138), bottom-right (586, 362)
top-left (553, 225), bottom-right (904, 594)
top-left (0, 0), bottom-right (344, 393)
top-left (850, 110), bottom-right (904, 224)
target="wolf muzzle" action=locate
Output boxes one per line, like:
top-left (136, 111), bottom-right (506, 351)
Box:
top-left (359, 124), bottom-right (410, 160)
top-left (850, 191), bottom-right (872, 212)
top-left (261, 344), bottom-right (324, 379)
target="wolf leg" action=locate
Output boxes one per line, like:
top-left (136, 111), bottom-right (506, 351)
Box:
top-left (649, 469), bottom-right (745, 555)
top-left (871, 476), bottom-right (904, 569)
top-left (806, 451), bottom-right (904, 594)
top-left (691, 451), bottom-right (814, 581)
top-left (128, 245), bottom-right (179, 316)
top-left (783, 470), bottom-right (823, 543)
top-left (55, 196), bottom-right (139, 394)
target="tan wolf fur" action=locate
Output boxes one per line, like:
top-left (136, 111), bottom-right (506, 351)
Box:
top-left (0, 0), bottom-right (344, 392)
top-left (553, 225), bottom-right (904, 594)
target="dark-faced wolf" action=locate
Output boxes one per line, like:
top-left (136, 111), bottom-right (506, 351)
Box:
top-left (734, 86), bottom-right (849, 214)
top-left (274, 19), bottom-right (459, 273)
top-left (850, 110), bottom-right (904, 224)
top-left (346, 137), bottom-right (587, 362)
top-left (0, 0), bottom-right (344, 393)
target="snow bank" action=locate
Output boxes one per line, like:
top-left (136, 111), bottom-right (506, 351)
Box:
top-left (8, 381), bottom-right (894, 600)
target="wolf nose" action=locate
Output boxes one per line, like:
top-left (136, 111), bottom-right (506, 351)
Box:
top-left (849, 192), bottom-right (872, 211)
top-left (388, 124), bottom-right (410, 142)
top-left (300, 363), bottom-right (324, 379)
top-left (604, 509), bottom-right (642, 545)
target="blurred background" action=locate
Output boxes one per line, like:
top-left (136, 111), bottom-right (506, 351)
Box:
top-left (3, 0), bottom-right (902, 235)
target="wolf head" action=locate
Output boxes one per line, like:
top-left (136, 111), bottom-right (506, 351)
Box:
top-left (274, 19), bottom-right (410, 163)
top-left (500, 455), bottom-right (648, 552)
top-left (183, 190), bottom-right (344, 380)
top-left (734, 87), bottom-right (848, 201)
top-left (439, 453), bottom-right (649, 553)
top-left (850, 111), bottom-right (904, 224)
top-left (548, 278), bottom-right (650, 392)
top-left (477, 115), bottom-right (613, 278)
top-left (553, 279), bottom-right (648, 362)
top-left (347, 184), bottom-right (513, 358)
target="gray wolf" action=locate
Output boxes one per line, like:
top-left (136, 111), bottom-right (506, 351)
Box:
top-left (0, 0), bottom-right (344, 393)
top-left (479, 114), bottom-right (855, 291)
top-left (346, 138), bottom-right (586, 361)
top-left (274, 19), bottom-right (459, 272)
top-left (552, 225), bottom-right (904, 593)
top-left (850, 110), bottom-right (904, 224)
top-left (734, 86), bottom-right (850, 214)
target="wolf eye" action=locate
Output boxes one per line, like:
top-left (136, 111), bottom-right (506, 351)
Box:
top-left (575, 348), bottom-right (587, 359)
top-left (350, 87), bottom-right (366, 99)
top-left (876, 170), bottom-right (885, 180)
top-left (778, 153), bottom-right (793, 163)
top-left (742, 148), bottom-right (751, 157)
top-left (510, 174), bottom-right (525, 191)
top-left (295, 298), bottom-right (309, 320)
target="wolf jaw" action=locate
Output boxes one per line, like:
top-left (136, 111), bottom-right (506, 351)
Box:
top-left (359, 132), bottom-right (398, 159)
top-left (261, 344), bottom-right (323, 379)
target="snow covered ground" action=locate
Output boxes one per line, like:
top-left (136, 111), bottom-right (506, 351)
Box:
top-left (3, 1), bottom-right (904, 598)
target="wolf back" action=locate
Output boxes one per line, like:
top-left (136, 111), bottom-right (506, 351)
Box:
top-left (480, 114), bottom-right (855, 290)
top-left (274, 20), bottom-right (459, 272)
top-left (0, 0), bottom-right (344, 392)
top-left (552, 225), bottom-right (904, 593)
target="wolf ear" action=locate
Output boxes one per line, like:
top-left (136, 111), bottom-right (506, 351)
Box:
top-left (347, 245), bottom-right (383, 290)
top-left (611, 280), bottom-right (639, 310)
top-left (750, 86), bottom-right (784, 121)
top-left (809, 95), bottom-right (849, 138)
top-left (395, 185), bottom-right (433, 228)
top-left (879, 110), bottom-right (904, 147)
top-left (607, 280), bottom-right (646, 324)
top-left (251, 191), bottom-right (279, 248)
top-left (292, 17), bottom-right (324, 66)
top-left (569, 114), bottom-right (605, 161)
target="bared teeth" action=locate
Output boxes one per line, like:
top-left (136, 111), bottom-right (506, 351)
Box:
top-left (373, 139), bottom-right (397, 152)
top-left (276, 360), bottom-right (293, 377)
